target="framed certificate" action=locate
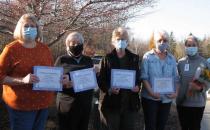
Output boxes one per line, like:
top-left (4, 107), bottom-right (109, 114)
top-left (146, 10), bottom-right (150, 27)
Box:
top-left (33, 66), bottom-right (63, 91)
top-left (70, 68), bottom-right (98, 93)
top-left (153, 77), bottom-right (175, 94)
top-left (111, 69), bottom-right (136, 89)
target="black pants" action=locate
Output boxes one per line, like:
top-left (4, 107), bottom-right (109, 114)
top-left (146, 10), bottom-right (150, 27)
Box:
top-left (177, 105), bottom-right (205, 130)
top-left (99, 108), bottom-right (139, 130)
top-left (141, 97), bottom-right (171, 130)
top-left (57, 94), bottom-right (92, 130)
top-left (58, 108), bottom-right (91, 130)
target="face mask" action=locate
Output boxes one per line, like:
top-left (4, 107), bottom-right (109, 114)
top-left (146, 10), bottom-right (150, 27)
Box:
top-left (23, 27), bottom-right (37, 41)
top-left (156, 42), bottom-right (169, 53)
top-left (114, 40), bottom-right (128, 50)
top-left (207, 58), bottom-right (210, 64)
top-left (185, 47), bottom-right (198, 56)
top-left (67, 44), bottom-right (83, 57)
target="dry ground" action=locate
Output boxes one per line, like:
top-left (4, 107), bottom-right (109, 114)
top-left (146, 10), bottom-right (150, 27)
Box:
top-left (0, 100), bottom-right (181, 130)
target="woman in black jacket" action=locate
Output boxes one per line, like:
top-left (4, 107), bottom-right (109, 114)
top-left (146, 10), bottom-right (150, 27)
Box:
top-left (99, 27), bottom-right (141, 130)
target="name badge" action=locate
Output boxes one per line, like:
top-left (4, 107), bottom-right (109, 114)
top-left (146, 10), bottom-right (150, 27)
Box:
top-left (184, 64), bottom-right (189, 71)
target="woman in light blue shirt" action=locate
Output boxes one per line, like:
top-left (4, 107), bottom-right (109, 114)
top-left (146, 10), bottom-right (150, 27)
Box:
top-left (141, 30), bottom-right (179, 130)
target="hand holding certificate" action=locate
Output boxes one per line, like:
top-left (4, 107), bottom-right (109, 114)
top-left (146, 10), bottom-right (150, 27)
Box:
top-left (33, 66), bottom-right (63, 91)
top-left (153, 77), bottom-right (175, 94)
top-left (70, 68), bottom-right (98, 93)
top-left (111, 69), bottom-right (136, 89)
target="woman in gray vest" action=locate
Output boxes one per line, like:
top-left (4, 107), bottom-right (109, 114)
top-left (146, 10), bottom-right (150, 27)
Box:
top-left (176, 35), bottom-right (210, 130)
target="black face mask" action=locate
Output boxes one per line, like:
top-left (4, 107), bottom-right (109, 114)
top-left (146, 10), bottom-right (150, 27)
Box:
top-left (68, 44), bottom-right (83, 57)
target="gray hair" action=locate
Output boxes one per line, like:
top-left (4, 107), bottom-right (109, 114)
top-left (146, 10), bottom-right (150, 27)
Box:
top-left (66, 32), bottom-right (84, 45)
top-left (154, 30), bottom-right (169, 42)
top-left (13, 13), bottom-right (42, 42)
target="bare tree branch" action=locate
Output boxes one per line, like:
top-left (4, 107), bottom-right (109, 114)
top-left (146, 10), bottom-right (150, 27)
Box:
top-left (0, 0), bottom-right (155, 47)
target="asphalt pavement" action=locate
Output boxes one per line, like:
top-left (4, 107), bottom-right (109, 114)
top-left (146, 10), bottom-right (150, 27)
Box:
top-left (201, 98), bottom-right (210, 130)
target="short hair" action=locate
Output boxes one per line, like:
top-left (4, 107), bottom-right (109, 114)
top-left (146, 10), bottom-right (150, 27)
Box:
top-left (154, 30), bottom-right (169, 42)
top-left (184, 34), bottom-right (199, 46)
top-left (65, 32), bottom-right (84, 45)
top-left (111, 27), bottom-right (129, 42)
top-left (13, 13), bottom-right (42, 42)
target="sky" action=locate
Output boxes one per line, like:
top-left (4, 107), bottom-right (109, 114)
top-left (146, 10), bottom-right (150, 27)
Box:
top-left (127, 0), bottom-right (210, 41)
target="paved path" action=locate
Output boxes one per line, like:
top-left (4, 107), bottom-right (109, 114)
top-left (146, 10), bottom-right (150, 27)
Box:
top-left (201, 100), bottom-right (210, 130)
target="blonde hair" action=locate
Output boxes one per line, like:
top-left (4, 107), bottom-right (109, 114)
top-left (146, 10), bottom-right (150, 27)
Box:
top-left (111, 27), bottom-right (129, 42)
top-left (13, 13), bottom-right (42, 42)
top-left (65, 32), bottom-right (84, 45)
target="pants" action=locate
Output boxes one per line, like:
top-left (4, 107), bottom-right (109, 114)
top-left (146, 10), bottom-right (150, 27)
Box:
top-left (0, 100), bottom-right (3, 127)
top-left (99, 108), bottom-right (139, 130)
top-left (58, 107), bottom-right (92, 130)
top-left (141, 97), bottom-right (171, 130)
top-left (57, 93), bottom-right (93, 130)
top-left (177, 105), bottom-right (205, 130)
top-left (6, 105), bottom-right (48, 130)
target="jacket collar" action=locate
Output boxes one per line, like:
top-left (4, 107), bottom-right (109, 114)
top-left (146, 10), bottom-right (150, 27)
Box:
top-left (186, 54), bottom-right (200, 60)
top-left (110, 48), bottom-right (133, 58)
top-left (148, 49), bottom-right (174, 59)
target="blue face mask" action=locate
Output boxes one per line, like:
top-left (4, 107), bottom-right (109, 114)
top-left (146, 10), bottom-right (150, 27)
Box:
top-left (114, 40), bottom-right (128, 50)
top-left (185, 47), bottom-right (198, 56)
top-left (207, 58), bottom-right (210, 64)
top-left (23, 27), bottom-right (37, 41)
top-left (156, 42), bottom-right (169, 52)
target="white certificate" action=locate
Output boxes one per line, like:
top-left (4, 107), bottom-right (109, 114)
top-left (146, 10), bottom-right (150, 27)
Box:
top-left (33, 66), bottom-right (63, 91)
top-left (153, 77), bottom-right (174, 94)
top-left (111, 69), bottom-right (136, 89)
top-left (70, 68), bottom-right (97, 93)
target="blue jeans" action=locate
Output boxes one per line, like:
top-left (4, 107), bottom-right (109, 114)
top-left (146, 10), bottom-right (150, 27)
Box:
top-left (6, 105), bottom-right (48, 130)
top-left (142, 97), bottom-right (171, 130)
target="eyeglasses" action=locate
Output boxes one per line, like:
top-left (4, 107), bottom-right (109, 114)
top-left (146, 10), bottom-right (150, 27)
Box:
top-left (157, 39), bottom-right (168, 43)
top-left (186, 44), bottom-right (197, 47)
top-left (116, 39), bottom-right (126, 41)
top-left (67, 41), bottom-right (81, 46)
top-left (24, 24), bottom-right (36, 28)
